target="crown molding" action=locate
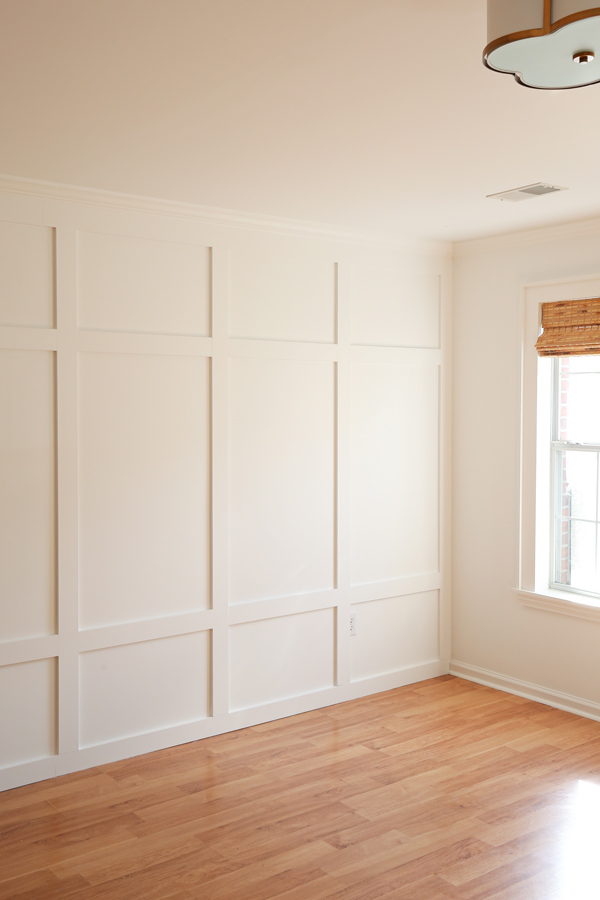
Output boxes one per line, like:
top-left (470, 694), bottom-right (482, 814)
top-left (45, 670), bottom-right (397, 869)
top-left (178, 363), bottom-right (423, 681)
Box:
top-left (453, 213), bottom-right (600, 258)
top-left (0, 174), bottom-right (451, 257)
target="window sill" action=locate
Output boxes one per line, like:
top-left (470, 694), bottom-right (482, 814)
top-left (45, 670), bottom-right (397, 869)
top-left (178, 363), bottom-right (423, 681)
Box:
top-left (515, 588), bottom-right (600, 623)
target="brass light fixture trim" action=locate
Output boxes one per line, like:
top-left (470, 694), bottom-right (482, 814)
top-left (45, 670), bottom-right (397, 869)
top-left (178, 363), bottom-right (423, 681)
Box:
top-left (484, 1), bottom-right (600, 89)
top-left (573, 49), bottom-right (595, 62)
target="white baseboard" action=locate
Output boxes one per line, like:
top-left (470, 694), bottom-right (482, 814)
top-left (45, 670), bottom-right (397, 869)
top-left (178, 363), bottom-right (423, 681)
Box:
top-left (450, 660), bottom-right (600, 722)
top-left (0, 659), bottom-right (447, 793)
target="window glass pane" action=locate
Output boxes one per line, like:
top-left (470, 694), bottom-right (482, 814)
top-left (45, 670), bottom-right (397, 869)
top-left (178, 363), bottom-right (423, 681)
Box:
top-left (555, 519), bottom-right (597, 592)
top-left (554, 515), bottom-right (571, 585)
top-left (558, 358), bottom-right (600, 443)
top-left (551, 357), bottom-right (600, 598)
top-left (567, 357), bottom-right (600, 374)
top-left (561, 450), bottom-right (597, 520)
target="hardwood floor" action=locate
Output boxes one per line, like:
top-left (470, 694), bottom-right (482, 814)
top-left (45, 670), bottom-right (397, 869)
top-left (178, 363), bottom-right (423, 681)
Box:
top-left (2, 675), bottom-right (600, 899)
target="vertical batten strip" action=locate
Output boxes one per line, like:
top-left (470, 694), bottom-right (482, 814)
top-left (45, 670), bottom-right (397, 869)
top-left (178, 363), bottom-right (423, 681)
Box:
top-left (438, 268), bottom-right (451, 667)
top-left (54, 223), bottom-right (80, 754)
top-left (335, 262), bottom-right (352, 685)
top-left (210, 246), bottom-right (230, 717)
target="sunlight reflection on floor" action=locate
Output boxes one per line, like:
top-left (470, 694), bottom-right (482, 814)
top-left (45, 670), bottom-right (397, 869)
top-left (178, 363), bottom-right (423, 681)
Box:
top-left (549, 780), bottom-right (600, 899)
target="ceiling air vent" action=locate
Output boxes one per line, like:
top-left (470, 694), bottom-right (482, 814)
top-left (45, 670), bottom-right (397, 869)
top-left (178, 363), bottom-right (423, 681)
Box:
top-left (487, 182), bottom-right (568, 202)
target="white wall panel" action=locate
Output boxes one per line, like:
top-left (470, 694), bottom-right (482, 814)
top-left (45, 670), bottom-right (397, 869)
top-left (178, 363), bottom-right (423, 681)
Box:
top-left (0, 221), bottom-right (54, 328)
top-left (78, 352), bottom-right (210, 628)
top-left (0, 659), bottom-right (56, 768)
top-left (229, 609), bottom-right (335, 710)
top-left (0, 349), bottom-right (56, 641)
top-left (229, 250), bottom-right (335, 343)
top-left (79, 632), bottom-right (210, 748)
top-left (351, 265), bottom-right (439, 349)
top-left (351, 362), bottom-right (439, 586)
top-left (351, 591), bottom-right (439, 682)
top-left (229, 357), bottom-right (335, 604)
top-left (0, 182), bottom-right (449, 792)
top-left (77, 231), bottom-right (210, 335)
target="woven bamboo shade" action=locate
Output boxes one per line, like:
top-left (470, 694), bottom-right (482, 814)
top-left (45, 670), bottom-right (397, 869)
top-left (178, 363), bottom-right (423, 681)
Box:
top-left (536, 299), bottom-right (600, 357)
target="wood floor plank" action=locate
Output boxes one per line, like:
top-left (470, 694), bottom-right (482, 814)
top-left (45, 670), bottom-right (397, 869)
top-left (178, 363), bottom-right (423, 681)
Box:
top-left (177, 839), bottom-right (334, 895)
top-left (438, 826), bottom-right (562, 885)
top-left (2, 676), bottom-right (600, 900)
top-left (0, 870), bottom-right (90, 900)
top-left (49, 827), bottom-right (223, 886)
top-left (0, 821), bottom-right (140, 883)
top-left (324, 835), bottom-right (492, 899)
top-left (438, 845), bottom-right (559, 899)
top-left (0, 772), bottom-right (116, 816)
top-left (486, 875), bottom-right (559, 900)
top-left (256, 872), bottom-right (346, 900)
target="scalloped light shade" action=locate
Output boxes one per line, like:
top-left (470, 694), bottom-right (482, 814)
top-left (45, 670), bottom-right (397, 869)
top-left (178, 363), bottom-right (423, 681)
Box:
top-left (485, 0), bottom-right (600, 89)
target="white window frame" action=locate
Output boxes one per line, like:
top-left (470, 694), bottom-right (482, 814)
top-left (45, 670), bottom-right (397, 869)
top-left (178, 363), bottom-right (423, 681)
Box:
top-left (550, 362), bottom-right (600, 598)
top-left (517, 275), bottom-right (600, 621)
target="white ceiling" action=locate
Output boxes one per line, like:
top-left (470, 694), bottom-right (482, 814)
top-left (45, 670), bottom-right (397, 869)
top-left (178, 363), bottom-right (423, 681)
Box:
top-left (2, 0), bottom-right (600, 242)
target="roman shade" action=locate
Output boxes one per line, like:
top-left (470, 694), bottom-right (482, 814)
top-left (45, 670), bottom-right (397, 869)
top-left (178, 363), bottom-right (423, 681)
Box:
top-left (535, 298), bottom-right (600, 356)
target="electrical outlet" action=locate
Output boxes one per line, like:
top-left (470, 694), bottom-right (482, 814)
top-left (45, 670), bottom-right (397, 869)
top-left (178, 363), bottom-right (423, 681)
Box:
top-left (349, 613), bottom-right (357, 636)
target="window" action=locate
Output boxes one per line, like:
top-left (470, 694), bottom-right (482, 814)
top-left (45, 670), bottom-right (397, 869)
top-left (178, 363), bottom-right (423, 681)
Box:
top-left (518, 278), bottom-right (600, 620)
top-left (550, 356), bottom-right (600, 598)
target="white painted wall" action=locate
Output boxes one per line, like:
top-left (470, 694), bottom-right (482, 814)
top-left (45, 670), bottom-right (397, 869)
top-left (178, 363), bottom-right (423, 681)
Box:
top-left (0, 180), bottom-right (451, 791)
top-left (452, 219), bottom-right (600, 710)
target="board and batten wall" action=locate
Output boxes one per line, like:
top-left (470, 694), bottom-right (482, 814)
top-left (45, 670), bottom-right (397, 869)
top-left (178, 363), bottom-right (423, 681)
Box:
top-left (0, 181), bottom-right (451, 791)
top-left (452, 217), bottom-right (600, 716)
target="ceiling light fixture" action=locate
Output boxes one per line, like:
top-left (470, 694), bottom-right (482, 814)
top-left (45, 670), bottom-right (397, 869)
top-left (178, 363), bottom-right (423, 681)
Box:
top-left (484, 0), bottom-right (600, 89)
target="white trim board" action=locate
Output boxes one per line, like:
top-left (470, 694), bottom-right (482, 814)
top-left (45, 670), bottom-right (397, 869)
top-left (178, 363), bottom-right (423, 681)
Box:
top-left (449, 660), bottom-right (600, 722)
top-left (0, 173), bottom-right (450, 255)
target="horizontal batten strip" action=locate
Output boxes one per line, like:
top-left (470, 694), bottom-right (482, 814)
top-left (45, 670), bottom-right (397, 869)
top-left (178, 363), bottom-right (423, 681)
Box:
top-left (350, 346), bottom-right (441, 366)
top-left (229, 589), bottom-right (338, 625)
top-left (228, 338), bottom-right (338, 362)
top-left (350, 572), bottom-right (441, 605)
top-left (0, 635), bottom-right (59, 667)
top-left (0, 326), bottom-right (58, 351)
top-left (79, 610), bottom-right (214, 653)
top-left (77, 331), bottom-right (213, 357)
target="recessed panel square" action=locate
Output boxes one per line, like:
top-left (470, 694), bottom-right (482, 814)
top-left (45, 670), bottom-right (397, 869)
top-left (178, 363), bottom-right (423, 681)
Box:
top-left (352, 265), bottom-right (439, 348)
top-left (229, 250), bottom-right (335, 343)
top-left (78, 231), bottom-right (210, 335)
top-left (351, 362), bottom-right (439, 586)
top-left (351, 591), bottom-right (439, 682)
top-left (0, 349), bottom-right (56, 641)
top-left (0, 659), bottom-right (56, 768)
top-left (229, 357), bottom-right (335, 604)
top-left (0, 221), bottom-right (54, 328)
top-left (229, 609), bottom-right (335, 711)
top-left (78, 352), bottom-right (211, 628)
top-left (79, 632), bottom-right (210, 747)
